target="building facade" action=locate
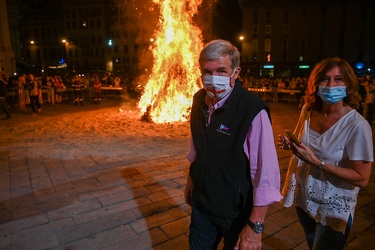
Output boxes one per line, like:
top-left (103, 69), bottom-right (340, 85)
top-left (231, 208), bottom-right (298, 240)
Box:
top-left (240, 0), bottom-right (375, 78)
top-left (0, 0), bottom-right (18, 74)
top-left (5, 0), bottom-right (241, 76)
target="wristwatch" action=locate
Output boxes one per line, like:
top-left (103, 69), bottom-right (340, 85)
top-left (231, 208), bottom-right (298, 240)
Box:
top-left (247, 219), bottom-right (265, 233)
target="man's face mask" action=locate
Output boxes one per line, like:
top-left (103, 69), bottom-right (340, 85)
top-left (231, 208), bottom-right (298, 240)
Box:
top-left (202, 69), bottom-right (238, 99)
top-left (318, 85), bottom-right (347, 104)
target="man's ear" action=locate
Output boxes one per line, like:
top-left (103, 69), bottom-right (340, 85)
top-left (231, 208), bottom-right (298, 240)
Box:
top-left (234, 67), bottom-right (241, 79)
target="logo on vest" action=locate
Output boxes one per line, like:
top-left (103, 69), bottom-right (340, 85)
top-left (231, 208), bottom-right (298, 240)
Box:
top-left (217, 124), bottom-right (231, 135)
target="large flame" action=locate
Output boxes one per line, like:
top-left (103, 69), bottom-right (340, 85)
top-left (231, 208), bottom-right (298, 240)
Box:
top-left (138, 0), bottom-right (203, 123)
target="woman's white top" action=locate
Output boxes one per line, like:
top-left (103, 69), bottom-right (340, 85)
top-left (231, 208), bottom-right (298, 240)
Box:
top-left (282, 105), bottom-right (373, 233)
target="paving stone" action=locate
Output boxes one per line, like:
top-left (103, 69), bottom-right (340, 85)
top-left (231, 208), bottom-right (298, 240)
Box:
top-left (0, 212), bottom-right (49, 234)
top-left (35, 195), bottom-right (80, 215)
top-left (28, 163), bottom-right (49, 179)
top-left (116, 227), bottom-right (169, 250)
top-left (145, 180), bottom-right (180, 193)
top-left (73, 197), bottom-right (151, 224)
top-left (153, 234), bottom-right (189, 250)
top-left (130, 207), bottom-right (188, 234)
top-left (58, 210), bottom-right (137, 244)
top-left (346, 229), bottom-right (375, 250)
top-left (7, 204), bottom-right (41, 221)
top-left (47, 199), bottom-right (103, 221)
top-left (8, 191), bottom-right (35, 210)
top-left (147, 188), bottom-right (183, 202)
top-left (0, 234), bottom-right (11, 249)
top-left (124, 177), bottom-right (158, 189)
top-left (12, 217), bottom-right (74, 243)
top-left (31, 176), bottom-right (52, 191)
top-left (98, 186), bottom-right (151, 206)
top-left (159, 216), bottom-right (190, 238)
top-left (54, 224), bottom-right (137, 250)
top-left (77, 185), bottom-right (128, 201)
top-left (272, 221), bottom-right (306, 249)
top-left (166, 193), bottom-right (186, 207)
top-left (7, 234), bottom-right (60, 250)
top-left (131, 200), bottom-right (173, 219)
top-left (267, 205), bottom-right (299, 228)
top-left (61, 158), bottom-right (87, 178)
top-left (153, 171), bottom-right (187, 182)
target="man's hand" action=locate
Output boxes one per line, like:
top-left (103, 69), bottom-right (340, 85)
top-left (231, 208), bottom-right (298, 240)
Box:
top-left (184, 175), bottom-right (193, 206)
top-left (234, 225), bottom-right (262, 250)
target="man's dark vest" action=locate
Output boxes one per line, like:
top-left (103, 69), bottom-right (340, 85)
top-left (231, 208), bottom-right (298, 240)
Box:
top-left (189, 80), bottom-right (270, 218)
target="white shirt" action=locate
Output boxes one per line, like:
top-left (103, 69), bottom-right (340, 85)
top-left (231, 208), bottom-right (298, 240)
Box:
top-left (294, 108), bottom-right (373, 233)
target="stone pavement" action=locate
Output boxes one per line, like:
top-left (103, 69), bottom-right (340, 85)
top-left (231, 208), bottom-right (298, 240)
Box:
top-left (0, 102), bottom-right (374, 250)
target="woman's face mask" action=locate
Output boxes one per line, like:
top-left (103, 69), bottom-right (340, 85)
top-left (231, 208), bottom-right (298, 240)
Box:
top-left (202, 69), bottom-right (237, 99)
top-left (318, 85), bottom-right (347, 104)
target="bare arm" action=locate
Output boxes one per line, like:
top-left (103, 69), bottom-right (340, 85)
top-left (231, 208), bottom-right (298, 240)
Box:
top-left (292, 143), bottom-right (372, 187)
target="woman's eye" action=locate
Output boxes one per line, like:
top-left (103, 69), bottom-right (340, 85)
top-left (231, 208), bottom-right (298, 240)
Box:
top-left (334, 77), bottom-right (343, 82)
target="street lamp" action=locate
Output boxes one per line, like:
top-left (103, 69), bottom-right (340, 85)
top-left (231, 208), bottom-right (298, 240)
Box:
top-left (61, 39), bottom-right (67, 61)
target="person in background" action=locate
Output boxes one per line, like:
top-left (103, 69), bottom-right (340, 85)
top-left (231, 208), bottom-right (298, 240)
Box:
top-left (0, 73), bottom-right (11, 119)
top-left (363, 75), bottom-right (375, 126)
top-left (54, 75), bottom-right (65, 104)
top-left (28, 73), bottom-right (41, 116)
top-left (44, 75), bottom-right (54, 104)
top-left (278, 57), bottom-right (373, 250)
top-left (114, 76), bottom-right (121, 87)
top-left (18, 74), bottom-right (28, 111)
top-left (71, 75), bottom-right (85, 106)
top-left (357, 76), bottom-right (366, 116)
top-left (92, 74), bottom-right (102, 104)
top-left (185, 39), bottom-right (282, 250)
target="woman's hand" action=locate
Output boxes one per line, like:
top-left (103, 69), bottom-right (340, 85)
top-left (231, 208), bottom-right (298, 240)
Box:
top-left (290, 142), bottom-right (320, 167)
top-left (277, 134), bottom-right (291, 150)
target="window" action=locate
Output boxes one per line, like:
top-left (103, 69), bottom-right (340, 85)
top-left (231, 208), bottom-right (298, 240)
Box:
top-left (266, 11), bottom-right (272, 24)
top-left (300, 38), bottom-right (306, 53)
top-left (265, 25), bottom-right (272, 34)
top-left (252, 39), bottom-right (258, 52)
top-left (282, 39), bottom-right (288, 51)
top-left (265, 39), bottom-right (271, 52)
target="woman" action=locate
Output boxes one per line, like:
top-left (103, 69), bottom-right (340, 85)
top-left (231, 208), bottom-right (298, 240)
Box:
top-left (278, 57), bottom-right (373, 250)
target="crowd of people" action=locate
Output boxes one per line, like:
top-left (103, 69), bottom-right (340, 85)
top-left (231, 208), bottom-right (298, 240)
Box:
top-left (0, 71), bottom-right (134, 118)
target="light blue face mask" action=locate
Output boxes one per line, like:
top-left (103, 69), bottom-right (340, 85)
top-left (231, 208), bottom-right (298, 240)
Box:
top-left (317, 86), bottom-right (347, 104)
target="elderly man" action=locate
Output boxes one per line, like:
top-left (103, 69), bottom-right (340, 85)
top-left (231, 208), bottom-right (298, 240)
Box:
top-left (185, 39), bottom-right (282, 249)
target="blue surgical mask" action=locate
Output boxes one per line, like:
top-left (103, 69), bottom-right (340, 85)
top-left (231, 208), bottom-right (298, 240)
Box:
top-left (318, 85), bottom-right (347, 104)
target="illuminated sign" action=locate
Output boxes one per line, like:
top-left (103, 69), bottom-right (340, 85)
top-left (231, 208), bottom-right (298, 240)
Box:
top-left (264, 65), bottom-right (274, 69)
top-left (299, 65), bottom-right (310, 69)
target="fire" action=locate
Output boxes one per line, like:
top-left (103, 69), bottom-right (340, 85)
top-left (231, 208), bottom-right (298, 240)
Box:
top-left (138, 0), bottom-right (203, 123)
